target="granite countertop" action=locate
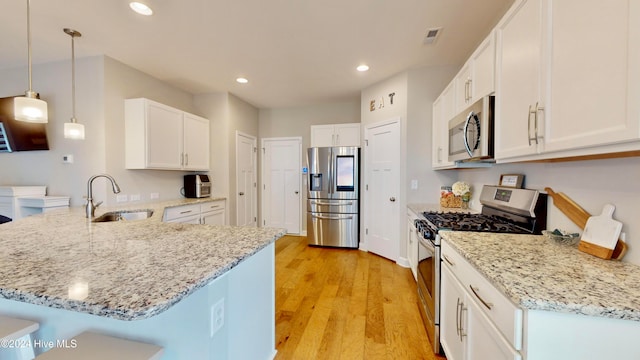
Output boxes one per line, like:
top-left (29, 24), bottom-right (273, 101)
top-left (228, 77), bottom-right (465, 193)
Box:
top-left (441, 231), bottom-right (640, 321)
top-left (0, 198), bottom-right (285, 321)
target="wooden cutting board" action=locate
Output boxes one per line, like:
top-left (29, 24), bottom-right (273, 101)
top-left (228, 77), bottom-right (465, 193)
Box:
top-left (545, 187), bottom-right (627, 260)
top-left (578, 204), bottom-right (623, 259)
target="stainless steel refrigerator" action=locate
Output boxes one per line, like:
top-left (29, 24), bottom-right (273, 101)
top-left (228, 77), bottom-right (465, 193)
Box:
top-left (306, 146), bottom-right (360, 248)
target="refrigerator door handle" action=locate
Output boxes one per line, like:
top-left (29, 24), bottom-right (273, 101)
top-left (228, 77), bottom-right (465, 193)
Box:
top-left (310, 200), bottom-right (354, 206)
top-left (311, 214), bottom-right (354, 220)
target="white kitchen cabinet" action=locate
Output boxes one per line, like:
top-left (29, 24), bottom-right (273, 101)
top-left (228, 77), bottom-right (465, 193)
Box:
top-left (125, 98), bottom-right (210, 171)
top-left (201, 200), bottom-right (226, 225)
top-left (163, 200), bottom-right (226, 225)
top-left (310, 123), bottom-right (360, 147)
top-left (432, 83), bottom-right (456, 169)
top-left (406, 209), bottom-right (419, 280)
top-left (440, 265), bottom-right (466, 360)
top-left (441, 240), bottom-right (522, 360)
top-left (494, 0), bottom-right (543, 159)
top-left (182, 113), bottom-right (210, 170)
top-left (495, 0), bottom-right (640, 162)
top-left (455, 31), bottom-right (495, 113)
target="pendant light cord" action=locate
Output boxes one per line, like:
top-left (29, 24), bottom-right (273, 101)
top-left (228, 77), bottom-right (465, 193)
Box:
top-left (26, 0), bottom-right (33, 94)
top-left (71, 33), bottom-right (76, 122)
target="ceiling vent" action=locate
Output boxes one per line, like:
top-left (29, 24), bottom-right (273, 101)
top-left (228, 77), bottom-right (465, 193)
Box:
top-left (423, 27), bottom-right (442, 45)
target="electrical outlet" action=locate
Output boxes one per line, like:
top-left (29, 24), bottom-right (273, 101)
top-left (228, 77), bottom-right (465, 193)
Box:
top-left (150, 192), bottom-right (159, 199)
top-left (411, 179), bottom-right (418, 190)
top-left (130, 194), bottom-right (141, 201)
top-left (116, 194), bottom-right (128, 203)
top-left (211, 298), bottom-right (225, 337)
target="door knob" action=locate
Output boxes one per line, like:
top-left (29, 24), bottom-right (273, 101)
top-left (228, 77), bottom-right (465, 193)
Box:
top-left (239, 192), bottom-right (245, 196)
top-left (390, 197), bottom-right (396, 202)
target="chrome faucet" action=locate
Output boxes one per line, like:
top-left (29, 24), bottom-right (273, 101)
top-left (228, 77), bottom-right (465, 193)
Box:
top-left (86, 174), bottom-right (121, 218)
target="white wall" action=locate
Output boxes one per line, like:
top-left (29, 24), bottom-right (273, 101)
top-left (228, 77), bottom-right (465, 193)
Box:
top-left (103, 56), bottom-right (202, 206)
top-left (1, 56), bottom-right (244, 214)
top-left (258, 101), bottom-right (361, 232)
top-left (360, 67), bottom-right (457, 261)
top-left (195, 92), bottom-right (260, 225)
top-left (0, 57), bottom-right (107, 205)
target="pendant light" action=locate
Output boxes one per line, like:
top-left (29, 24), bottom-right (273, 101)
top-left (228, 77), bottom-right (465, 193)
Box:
top-left (63, 28), bottom-right (85, 140)
top-left (14, 0), bottom-right (48, 123)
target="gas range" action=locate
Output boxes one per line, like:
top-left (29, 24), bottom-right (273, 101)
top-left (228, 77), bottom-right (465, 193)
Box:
top-left (414, 185), bottom-right (547, 355)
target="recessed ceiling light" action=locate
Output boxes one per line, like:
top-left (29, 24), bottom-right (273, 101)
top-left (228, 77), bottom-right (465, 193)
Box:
top-left (356, 64), bottom-right (370, 72)
top-left (130, 2), bottom-right (153, 16)
top-left (236, 77), bottom-right (249, 84)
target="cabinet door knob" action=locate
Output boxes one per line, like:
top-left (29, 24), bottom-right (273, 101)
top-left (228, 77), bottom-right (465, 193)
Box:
top-left (295, 191), bottom-right (299, 194)
top-left (390, 197), bottom-right (396, 202)
top-left (239, 192), bottom-right (245, 196)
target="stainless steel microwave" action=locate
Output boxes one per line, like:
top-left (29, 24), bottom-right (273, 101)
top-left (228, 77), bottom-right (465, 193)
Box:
top-left (448, 95), bottom-right (494, 162)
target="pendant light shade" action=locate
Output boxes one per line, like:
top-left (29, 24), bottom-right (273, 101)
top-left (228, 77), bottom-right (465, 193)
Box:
top-left (63, 28), bottom-right (84, 140)
top-left (64, 122), bottom-right (85, 140)
top-left (15, 0), bottom-right (48, 123)
top-left (14, 95), bottom-right (48, 123)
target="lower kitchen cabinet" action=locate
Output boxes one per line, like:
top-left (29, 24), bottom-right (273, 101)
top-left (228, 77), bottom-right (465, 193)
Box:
top-left (163, 200), bottom-right (226, 225)
top-left (201, 200), bottom-right (226, 225)
top-left (441, 266), bottom-right (521, 360)
top-left (406, 209), bottom-right (419, 280)
top-left (441, 236), bottom-right (640, 360)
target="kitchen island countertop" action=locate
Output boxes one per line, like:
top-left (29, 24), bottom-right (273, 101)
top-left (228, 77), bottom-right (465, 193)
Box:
top-left (0, 198), bottom-right (285, 321)
top-left (441, 231), bottom-right (640, 321)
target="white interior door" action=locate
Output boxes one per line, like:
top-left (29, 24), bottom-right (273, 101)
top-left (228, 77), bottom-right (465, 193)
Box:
top-left (236, 132), bottom-right (257, 227)
top-left (364, 119), bottom-right (400, 261)
top-left (261, 138), bottom-right (301, 234)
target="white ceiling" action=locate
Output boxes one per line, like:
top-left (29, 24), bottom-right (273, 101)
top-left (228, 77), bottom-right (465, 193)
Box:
top-left (0, 0), bottom-right (513, 109)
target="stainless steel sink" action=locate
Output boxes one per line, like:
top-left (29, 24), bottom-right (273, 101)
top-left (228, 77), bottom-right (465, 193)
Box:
top-left (92, 209), bottom-right (154, 222)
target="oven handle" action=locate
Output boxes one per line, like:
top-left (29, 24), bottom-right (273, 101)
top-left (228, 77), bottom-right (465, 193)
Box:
top-left (418, 236), bottom-right (436, 252)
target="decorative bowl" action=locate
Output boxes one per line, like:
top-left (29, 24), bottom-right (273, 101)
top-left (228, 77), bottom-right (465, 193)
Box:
top-left (542, 230), bottom-right (580, 245)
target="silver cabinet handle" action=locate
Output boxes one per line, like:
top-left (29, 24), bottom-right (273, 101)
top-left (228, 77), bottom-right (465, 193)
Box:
top-left (389, 197), bottom-right (396, 202)
top-left (527, 105), bottom-right (534, 146)
top-left (467, 79), bottom-right (472, 101)
top-left (456, 297), bottom-right (461, 338)
top-left (534, 102), bottom-right (544, 145)
top-left (470, 285), bottom-right (493, 310)
top-left (442, 254), bottom-right (455, 266)
top-left (185, 153), bottom-right (188, 166)
top-left (180, 210), bottom-right (193, 214)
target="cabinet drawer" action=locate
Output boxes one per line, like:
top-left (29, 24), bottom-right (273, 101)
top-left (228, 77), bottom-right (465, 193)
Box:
top-left (163, 204), bottom-right (201, 222)
top-left (442, 240), bottom-right (523, 350)
top-left (201, 201), bottom-right (225, 213)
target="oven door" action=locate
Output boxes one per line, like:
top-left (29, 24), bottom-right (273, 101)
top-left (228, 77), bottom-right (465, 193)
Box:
top-left (417, 234), bottom-right (441, 353)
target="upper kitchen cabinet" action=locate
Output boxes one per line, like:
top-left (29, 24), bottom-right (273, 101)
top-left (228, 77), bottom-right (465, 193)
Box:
top-left (310, 123), bottom-right (361, 147)
top-left (495, 0), bottom-right (640, 162)
top-left (125, 98), bottom-right (210, 170)
top-left (432, 83), bottom-right (456, 169)
top-left (454, 31), bottom-right (496, 113)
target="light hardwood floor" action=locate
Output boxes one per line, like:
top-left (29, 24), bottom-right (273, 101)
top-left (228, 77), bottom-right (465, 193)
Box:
top-left (275, 235), bottom-right (447, 360)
